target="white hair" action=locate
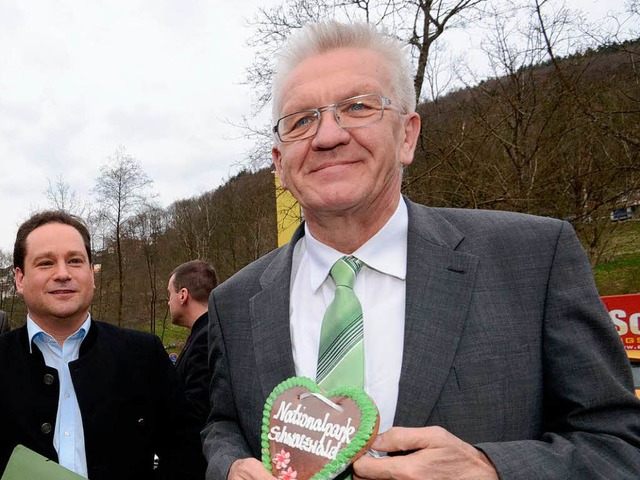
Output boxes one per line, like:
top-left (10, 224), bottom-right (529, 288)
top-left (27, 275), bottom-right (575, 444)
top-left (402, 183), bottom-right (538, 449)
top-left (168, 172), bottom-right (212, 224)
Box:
top-left (271, 21), bottom-right (416, 128)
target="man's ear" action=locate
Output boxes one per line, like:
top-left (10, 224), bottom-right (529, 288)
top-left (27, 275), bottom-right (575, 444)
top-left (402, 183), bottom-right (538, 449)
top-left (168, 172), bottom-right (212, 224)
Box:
top-left (399, 111), bottom-right (421, 167)
top-left (179, 288), bottom-right (189, 305)
top-left (15, 267), bottom-right (24, 295)
top-left (272, 146), bottom-right (288, 190)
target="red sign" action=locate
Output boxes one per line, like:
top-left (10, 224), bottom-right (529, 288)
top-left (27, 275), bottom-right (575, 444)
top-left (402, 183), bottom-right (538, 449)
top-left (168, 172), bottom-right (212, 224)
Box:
top-left (601, 294), bottom-right (640, 356)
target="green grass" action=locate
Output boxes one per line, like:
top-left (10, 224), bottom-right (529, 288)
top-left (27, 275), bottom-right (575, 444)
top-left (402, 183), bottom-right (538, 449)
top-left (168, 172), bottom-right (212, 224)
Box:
top-left (594, 221), bottom-right (640, 296)
top-left (603, 221), bottom-right (640, 257)
top-left (594, 251), bottom-right (640, 296)
top-left (153, 321), bottom-right (189, 356)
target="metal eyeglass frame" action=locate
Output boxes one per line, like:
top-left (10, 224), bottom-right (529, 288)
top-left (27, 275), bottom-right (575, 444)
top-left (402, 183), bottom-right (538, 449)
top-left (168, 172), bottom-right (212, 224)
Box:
top-left (273, 93), bottom-right (398, 143)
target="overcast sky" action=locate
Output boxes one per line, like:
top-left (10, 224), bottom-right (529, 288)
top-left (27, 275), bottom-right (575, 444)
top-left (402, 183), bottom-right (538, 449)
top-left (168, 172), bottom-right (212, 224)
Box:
top-left (0, 0), bottom-right (634, 255)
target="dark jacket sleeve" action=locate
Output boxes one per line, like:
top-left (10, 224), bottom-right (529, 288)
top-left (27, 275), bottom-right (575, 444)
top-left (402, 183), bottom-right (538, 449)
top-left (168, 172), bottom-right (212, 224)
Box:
top-left (150, 333), bottom-right (206, 480)
top-left (176, 317), bottom-right (211, 429)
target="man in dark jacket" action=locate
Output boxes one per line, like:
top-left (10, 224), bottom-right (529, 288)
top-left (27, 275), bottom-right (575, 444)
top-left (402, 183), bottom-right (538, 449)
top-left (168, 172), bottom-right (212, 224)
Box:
top-left (0, 210), bottom-right (203, 480)
top-left (168, 260), bottom-right (217, 478)
top-left (168, 259), bottom-right (217, 428)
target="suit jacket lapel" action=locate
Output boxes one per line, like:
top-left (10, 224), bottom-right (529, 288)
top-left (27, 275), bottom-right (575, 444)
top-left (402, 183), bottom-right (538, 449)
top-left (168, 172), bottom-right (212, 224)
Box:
top-left (251, 225), bottom-right (305, 400)
top-left (394, 199), bottom-right (479, 427)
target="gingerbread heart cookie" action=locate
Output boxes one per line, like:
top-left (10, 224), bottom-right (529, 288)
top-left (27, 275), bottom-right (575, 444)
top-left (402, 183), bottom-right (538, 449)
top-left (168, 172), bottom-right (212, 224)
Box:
top-left (261, 377), bottom-right (379, 480)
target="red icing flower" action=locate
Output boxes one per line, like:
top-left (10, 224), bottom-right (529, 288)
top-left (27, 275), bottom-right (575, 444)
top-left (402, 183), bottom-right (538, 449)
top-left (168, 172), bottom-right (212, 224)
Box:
top-left (279, 467), bottom-right (297, 480)
top-left (273, 449), bottom-right (291, 470)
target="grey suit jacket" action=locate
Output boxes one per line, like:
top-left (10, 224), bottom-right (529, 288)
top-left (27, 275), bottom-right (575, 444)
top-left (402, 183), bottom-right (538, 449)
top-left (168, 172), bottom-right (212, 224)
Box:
top-left (203, 198), bottom-right (640, 479)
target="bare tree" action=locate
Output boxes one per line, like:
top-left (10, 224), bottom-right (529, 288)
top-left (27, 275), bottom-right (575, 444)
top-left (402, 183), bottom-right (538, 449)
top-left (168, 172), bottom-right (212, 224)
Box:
top-left (45, 175), bottom-right (91, 217)
top-left (125, 207), bottom-right (168, 333)
top-left (405, 0), bottom-right (489, 101)
top-left (93, 146), bottom-right (156, 327)
top-left (169, 193), bottom-right (221, 261)
top-left (166, 168), bottom-right (277, 282)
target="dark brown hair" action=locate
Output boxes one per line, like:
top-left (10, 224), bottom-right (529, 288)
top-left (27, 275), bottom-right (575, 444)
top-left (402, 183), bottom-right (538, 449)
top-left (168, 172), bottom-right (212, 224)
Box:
top-left (14, 210), bottom-right (92, 270)
top-left (170, 260), bottom-right (217, 303)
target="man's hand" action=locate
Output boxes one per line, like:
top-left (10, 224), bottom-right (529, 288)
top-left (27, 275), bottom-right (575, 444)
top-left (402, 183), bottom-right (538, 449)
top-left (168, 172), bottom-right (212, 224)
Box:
top-left (228, 458), bottom-right (278, 480)
top-left (353, 426), bottom-right (499, 480)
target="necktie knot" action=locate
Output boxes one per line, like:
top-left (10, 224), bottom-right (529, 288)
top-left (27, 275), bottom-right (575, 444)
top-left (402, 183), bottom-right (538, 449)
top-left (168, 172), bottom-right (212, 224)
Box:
top-left (330, 256), bottom-right (363, 289)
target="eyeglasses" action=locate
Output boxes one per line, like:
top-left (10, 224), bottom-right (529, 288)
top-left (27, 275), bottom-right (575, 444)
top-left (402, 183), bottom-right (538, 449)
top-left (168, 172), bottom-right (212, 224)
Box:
top-left (273, 93), bottom-right (398, 143)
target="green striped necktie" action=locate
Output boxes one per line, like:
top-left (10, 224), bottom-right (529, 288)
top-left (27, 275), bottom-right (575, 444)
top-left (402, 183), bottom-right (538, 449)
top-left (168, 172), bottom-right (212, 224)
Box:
top-left (316, 256), bottom-right (364, 391)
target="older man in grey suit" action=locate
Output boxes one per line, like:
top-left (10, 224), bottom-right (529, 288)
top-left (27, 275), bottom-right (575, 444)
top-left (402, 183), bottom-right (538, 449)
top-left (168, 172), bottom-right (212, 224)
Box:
top-left (0, 310), bottom-right (9, 336)
top-left (202, 21), bottom-right (640, 480)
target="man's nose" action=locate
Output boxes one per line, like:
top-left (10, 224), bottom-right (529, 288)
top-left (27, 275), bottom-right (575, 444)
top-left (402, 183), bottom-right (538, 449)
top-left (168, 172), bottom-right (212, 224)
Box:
top-left (53, 263), bottom-right (72, 280)
top-left (312, 109), bottom-right (350, 148)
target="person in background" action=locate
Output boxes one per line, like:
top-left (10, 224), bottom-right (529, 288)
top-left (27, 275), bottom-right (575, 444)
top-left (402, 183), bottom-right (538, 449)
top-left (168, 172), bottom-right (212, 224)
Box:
top-left (0, 310), bottom-right (9, 335)
top-left (0, 210), bottom-right (203, 480)
top-left (168, 259), bottom-right (217, 428)
top-left (202, 21), bottom-right (640, 480)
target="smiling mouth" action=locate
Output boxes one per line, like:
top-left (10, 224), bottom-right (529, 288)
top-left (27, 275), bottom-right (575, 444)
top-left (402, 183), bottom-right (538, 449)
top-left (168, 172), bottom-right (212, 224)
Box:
top-left (311, 161), bottom-right (357, 173)
top-left (50, 290), bottom-right (76, 295)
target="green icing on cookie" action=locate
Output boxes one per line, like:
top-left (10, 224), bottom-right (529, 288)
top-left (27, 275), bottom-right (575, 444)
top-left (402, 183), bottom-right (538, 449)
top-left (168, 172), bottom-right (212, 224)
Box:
top-left (261, 376), bottom-right (379, 480)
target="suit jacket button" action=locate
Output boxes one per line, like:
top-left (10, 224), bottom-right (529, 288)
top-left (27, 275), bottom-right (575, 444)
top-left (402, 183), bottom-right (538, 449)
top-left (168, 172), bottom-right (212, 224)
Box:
top-left (41, 423), bottom-right (53, 434)
top-left (43, 374), bottom-right (55, 385)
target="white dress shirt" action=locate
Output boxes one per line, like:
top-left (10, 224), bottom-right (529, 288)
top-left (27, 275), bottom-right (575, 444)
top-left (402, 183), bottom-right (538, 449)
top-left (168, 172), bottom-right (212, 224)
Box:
top-left (28, 315), bottom-right (91, 478)
top-left (289, 197), bottom-right (408, 433)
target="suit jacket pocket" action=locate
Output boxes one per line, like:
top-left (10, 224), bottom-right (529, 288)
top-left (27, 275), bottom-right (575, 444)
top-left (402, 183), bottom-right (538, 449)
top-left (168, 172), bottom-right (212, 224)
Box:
top-left (427, 355), bottom-right (506, 444)
top-left (429, 345), bottom-right (533, 444)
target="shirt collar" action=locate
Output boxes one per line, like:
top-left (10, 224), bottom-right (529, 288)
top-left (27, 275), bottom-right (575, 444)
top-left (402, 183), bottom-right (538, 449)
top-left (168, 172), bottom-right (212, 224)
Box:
top-left (27, 314), bottom-right (92, 354)
top-left (306, 196), bottom-right (408, 291)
